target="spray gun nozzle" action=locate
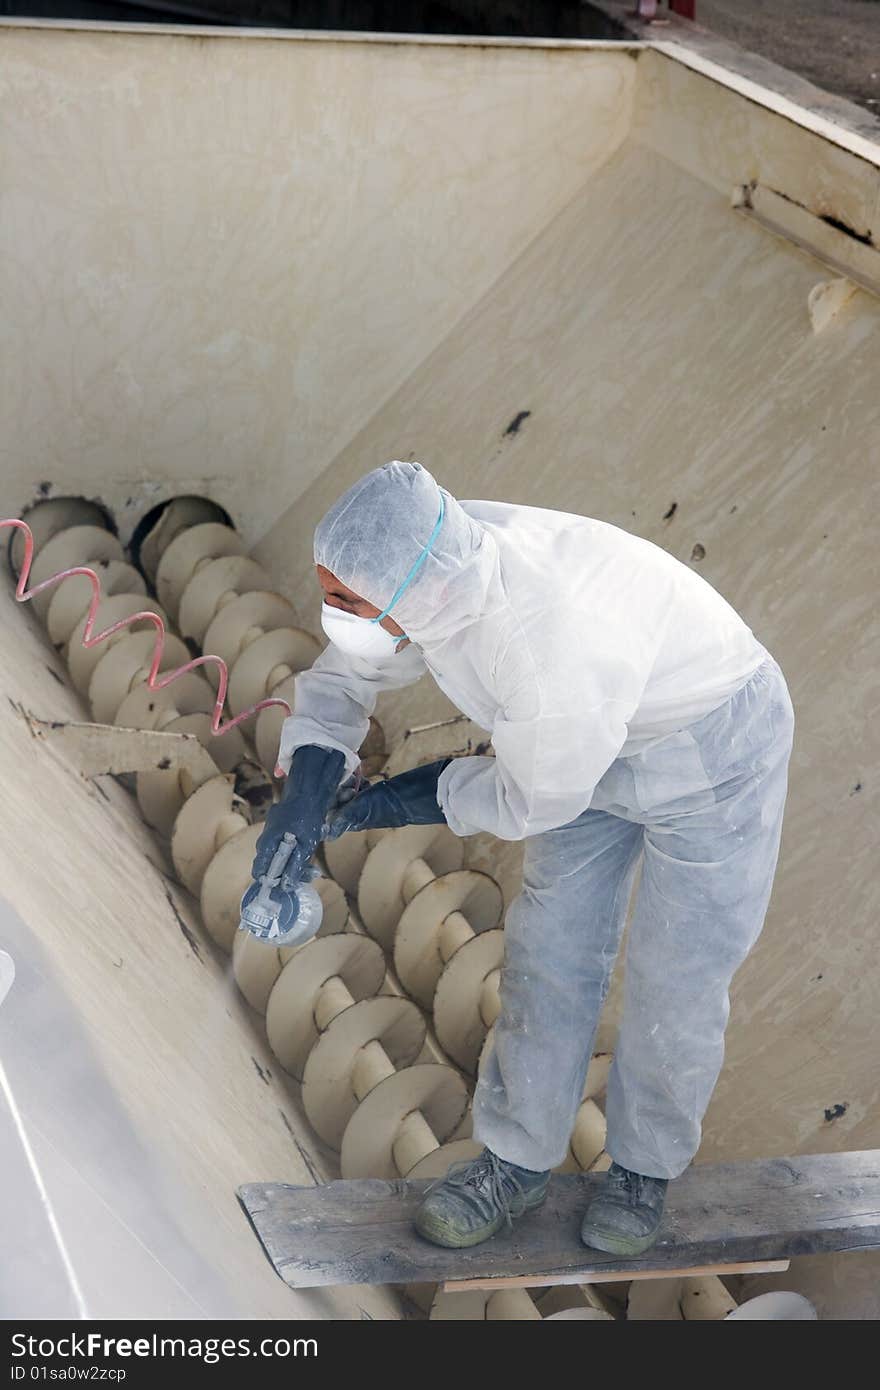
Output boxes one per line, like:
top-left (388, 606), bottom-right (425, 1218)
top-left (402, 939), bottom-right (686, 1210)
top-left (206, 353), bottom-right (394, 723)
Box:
top-left (238, 832), bottom-right (324, 947)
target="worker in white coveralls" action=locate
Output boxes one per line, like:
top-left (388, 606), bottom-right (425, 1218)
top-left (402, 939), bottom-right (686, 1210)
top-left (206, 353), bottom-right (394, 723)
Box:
top-left (251, 461), bottom-right (795, 1254)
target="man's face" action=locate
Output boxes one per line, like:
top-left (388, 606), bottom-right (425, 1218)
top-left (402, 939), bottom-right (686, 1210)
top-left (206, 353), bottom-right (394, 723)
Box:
top-left (316, 565), bottom-right (407, 638)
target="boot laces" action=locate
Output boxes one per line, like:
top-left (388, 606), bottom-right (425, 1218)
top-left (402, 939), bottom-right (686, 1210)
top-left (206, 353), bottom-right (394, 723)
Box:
top-left (425, 1150), bottom-right (528, 1228)
top-left (608, 1163), bottom-right (650, 1206)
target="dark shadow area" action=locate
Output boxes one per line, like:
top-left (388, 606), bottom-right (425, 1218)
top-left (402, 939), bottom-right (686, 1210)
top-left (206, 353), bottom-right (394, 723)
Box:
top-left (0, 0), bottom-right (632, 36)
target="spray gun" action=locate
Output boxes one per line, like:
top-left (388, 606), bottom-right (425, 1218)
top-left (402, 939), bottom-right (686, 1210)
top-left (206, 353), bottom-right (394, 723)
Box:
top-left (238, 833), bottom-right (324, 948)
top-left (238, 745), bottom-right (348, 949)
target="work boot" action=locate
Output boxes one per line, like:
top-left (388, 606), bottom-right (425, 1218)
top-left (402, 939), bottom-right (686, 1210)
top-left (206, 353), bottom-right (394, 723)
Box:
top-left (580, 1162), bottom-right (669, 1256)
top-left (414, 1147), bottom-right (550, 1249)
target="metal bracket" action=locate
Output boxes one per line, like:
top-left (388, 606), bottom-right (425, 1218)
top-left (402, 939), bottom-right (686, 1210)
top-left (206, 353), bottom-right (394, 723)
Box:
top-left (22, 715), bottom-right (219, 781)
top-left (733, 181), bottom-right (880, 300)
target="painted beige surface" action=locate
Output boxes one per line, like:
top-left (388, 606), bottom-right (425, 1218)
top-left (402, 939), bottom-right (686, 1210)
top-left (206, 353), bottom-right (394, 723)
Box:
top-left (0, 24), bottom-right (634, 545)
top-left (0, 587), bottom-right (400, 1319)
top-left (1, 22), bottom-right (878, 1315)
top-left (636, 44), bottom-right (880, 224)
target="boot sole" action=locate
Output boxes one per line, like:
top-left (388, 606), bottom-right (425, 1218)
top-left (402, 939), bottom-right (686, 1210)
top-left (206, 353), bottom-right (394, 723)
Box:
top-left (580, 1224), bottom-right (660, 1257)
top-left (415, 1188), bottom-right (548, 1250)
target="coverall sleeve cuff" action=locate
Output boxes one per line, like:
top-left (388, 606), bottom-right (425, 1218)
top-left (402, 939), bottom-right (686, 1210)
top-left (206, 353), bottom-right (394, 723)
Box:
top-left (436, 757), bottom-right (494, 837)
top-left (276, 718), bottom-right (364, 778)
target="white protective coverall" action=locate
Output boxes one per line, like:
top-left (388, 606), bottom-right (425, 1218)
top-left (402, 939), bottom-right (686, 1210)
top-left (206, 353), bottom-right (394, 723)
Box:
top-left (279, 462), bottom-right (795, 1177)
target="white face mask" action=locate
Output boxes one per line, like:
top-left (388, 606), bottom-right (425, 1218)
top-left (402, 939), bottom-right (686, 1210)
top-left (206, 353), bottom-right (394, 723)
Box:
top-left (321, 601), bottom-right (406, 660)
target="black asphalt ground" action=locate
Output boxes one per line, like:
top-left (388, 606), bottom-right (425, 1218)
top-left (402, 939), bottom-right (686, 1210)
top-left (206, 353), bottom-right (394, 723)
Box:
top-left (694, 0), bottom-right (879, 116)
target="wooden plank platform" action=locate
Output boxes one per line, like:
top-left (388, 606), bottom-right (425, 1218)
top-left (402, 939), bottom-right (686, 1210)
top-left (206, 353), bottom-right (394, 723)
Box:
top-left (239, 1149), bottom-right (880, 1290)
top-left (442, 1258), bottom-right (791, 1293)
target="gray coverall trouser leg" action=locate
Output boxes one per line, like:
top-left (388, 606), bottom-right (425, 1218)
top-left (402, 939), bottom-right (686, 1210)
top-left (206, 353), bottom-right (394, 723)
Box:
top-left (472, 653), bottom-right (795, 1179)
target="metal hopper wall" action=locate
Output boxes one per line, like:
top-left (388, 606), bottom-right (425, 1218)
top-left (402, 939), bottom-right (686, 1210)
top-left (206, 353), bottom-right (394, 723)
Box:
top-left (1, 21), bottom-right (877, 1316)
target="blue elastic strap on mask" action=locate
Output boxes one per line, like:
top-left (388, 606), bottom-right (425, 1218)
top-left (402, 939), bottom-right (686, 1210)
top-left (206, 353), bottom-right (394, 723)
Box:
top-left (370, 495), bottom-right (446, 625)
